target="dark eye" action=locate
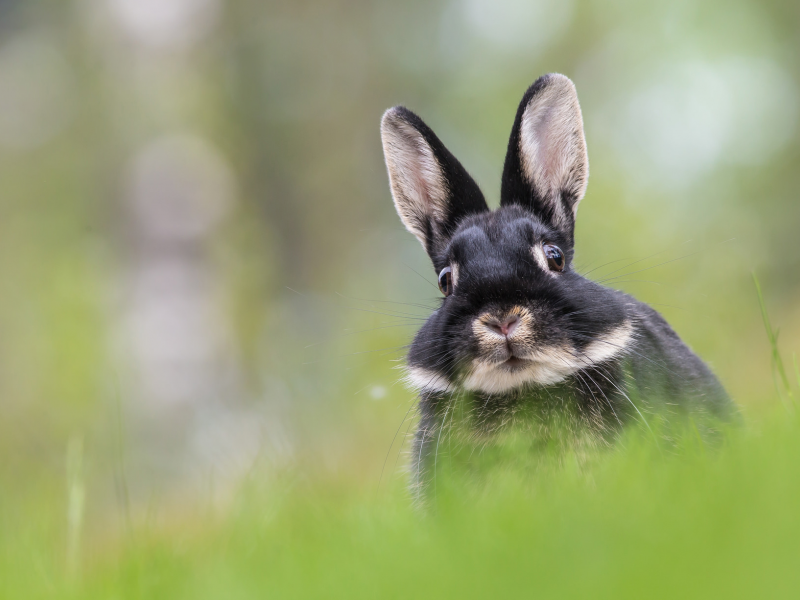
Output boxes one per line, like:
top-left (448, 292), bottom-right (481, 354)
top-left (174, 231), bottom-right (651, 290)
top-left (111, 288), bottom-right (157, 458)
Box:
top-left (438, 266), bottom-right (453, 296)
top-left (543, 244), bottom-right (565, 272)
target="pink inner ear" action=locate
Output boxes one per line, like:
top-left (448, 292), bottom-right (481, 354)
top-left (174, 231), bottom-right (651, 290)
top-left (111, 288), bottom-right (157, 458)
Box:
top-left (381, 115), bottom-right (449, 243)
top-left (530, 103), bottom-right (573, 197)
top-left (400, 127), bottom-right (448, 219)
top-left (537, 107), bottom-right (561, 186)
top-left (409, 148), bottom-right (433, 210)
top-left (518, 77), bottom-right (588, 216)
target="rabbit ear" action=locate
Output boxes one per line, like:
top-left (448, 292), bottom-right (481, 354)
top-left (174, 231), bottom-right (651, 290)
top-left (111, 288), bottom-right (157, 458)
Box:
top-left (500, 74), bottom-right (588, 242)
top-left (381, 107), bottom-right (488, 257)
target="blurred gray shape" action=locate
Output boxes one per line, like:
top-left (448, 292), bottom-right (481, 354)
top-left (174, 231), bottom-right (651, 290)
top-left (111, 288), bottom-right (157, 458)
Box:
top-left (0, 32), bottom-right (76, 150)
top-left (107, 0), bottom-right (222, 51)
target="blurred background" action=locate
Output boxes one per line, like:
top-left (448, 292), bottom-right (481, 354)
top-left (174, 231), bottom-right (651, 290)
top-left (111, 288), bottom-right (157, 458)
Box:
top-left (1, 0), bottom-right (799, 567)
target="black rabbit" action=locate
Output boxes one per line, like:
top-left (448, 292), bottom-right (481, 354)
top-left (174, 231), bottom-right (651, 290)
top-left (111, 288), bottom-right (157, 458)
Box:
top-left (380, 74), bottom-right (733, 496)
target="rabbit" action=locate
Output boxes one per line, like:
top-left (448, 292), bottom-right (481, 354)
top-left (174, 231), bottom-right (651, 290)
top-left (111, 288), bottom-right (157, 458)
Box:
top-left (379, 73), bottom-right (734, 496)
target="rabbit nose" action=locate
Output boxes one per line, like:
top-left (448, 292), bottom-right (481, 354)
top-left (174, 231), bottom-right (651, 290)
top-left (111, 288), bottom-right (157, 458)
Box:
top-left (486, 314), bottom-right (520, 337)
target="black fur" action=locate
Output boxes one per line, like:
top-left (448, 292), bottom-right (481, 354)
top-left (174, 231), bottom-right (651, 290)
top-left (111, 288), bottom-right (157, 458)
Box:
top-left (380, 74), bottom-right (734, 498)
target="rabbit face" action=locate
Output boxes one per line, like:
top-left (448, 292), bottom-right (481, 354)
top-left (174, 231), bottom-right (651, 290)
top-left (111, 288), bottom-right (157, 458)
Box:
top-left (381, 74), bottom-right (632, 397)
top-left (404, 205), bottom-right (632, 395)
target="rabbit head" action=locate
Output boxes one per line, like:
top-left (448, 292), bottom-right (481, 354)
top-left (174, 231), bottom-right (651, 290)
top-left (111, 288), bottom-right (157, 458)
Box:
top-left (381, 74), bottom-right (633, 396)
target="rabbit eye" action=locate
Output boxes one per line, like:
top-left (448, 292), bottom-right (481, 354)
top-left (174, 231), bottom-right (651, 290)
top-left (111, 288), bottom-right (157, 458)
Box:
top-left (438, 266), bottom-right (453, 296)
top-left (543, 244), bottom-right (565, 272)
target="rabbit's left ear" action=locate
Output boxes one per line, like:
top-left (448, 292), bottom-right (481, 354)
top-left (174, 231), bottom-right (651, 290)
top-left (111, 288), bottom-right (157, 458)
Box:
top-left (381, 107), bottom-right (488, 259)
top-left (500, 74), bottom-right (588, 243)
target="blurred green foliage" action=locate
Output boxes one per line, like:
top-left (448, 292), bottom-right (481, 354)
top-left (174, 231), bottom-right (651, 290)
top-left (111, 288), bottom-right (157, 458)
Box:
top-left (0, 0), bottom-right (799, 596)
top-left (4, 411), bottom-right (800, 599)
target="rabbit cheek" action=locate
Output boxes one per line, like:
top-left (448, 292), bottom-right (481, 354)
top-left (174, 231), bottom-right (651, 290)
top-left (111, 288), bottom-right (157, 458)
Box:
top-left (403, 366), bottom-right (452, 394)
top-left (571, 321), bottom-right (634, 366)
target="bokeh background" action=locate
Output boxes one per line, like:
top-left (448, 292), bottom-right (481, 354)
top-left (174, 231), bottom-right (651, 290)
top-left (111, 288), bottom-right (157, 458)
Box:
top-left (1, 0), bottom-right (800, 589)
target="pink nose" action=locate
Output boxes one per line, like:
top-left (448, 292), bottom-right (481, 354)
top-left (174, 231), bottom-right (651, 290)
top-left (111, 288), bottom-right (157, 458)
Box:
top-left (487, 314), bottom-right (520, 337)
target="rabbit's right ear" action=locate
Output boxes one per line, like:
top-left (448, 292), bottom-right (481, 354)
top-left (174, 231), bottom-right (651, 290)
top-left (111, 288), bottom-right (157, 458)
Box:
top-left (381, 107), bottom-right (488, 258)
top-left (500, 74), bottom-right (588, 245)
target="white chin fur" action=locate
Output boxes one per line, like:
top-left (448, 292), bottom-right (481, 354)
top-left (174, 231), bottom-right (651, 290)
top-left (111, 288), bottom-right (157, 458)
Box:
top-left (463, 359), bottom-right (573, 394)
top-left (404, 321), bottom-right (633, 396)
top-left (464, 321), bottom-right (633, 394)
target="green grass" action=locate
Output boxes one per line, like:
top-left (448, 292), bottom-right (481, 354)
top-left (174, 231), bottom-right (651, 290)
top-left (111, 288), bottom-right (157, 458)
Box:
top-left (1, 405), bottom-right (799, 599)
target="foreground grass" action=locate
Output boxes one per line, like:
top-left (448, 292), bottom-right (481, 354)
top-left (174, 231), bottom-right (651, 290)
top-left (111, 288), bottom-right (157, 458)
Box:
top-left (4, 404), bottom-right (800, 599)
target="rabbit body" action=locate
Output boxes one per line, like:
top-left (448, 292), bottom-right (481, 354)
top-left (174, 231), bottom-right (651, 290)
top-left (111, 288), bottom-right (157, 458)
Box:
top-left (380, 74), bottom-right (732, 494)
